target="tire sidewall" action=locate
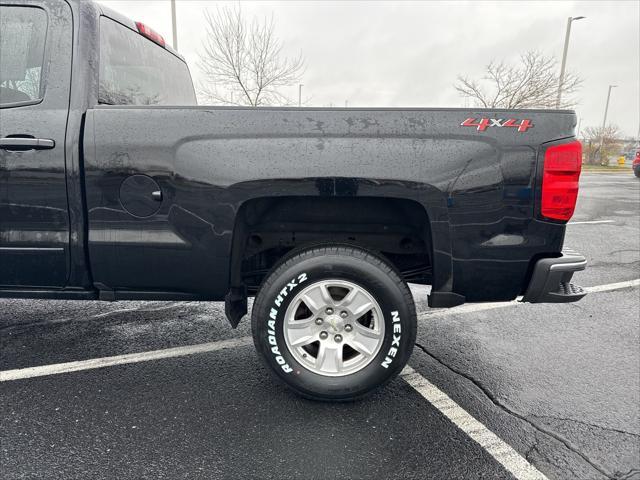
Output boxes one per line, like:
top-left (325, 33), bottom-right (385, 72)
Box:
top-left (253, 252), bottom-right (415, 400)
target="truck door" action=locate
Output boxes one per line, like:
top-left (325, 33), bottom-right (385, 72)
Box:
top-left (82, 15), bottom-right (210, 297)
top-left (0, 1), bottom-right (73, 287)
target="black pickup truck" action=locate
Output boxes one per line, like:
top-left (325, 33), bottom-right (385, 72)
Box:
top-left (0, 0), bottom-right (587, 400)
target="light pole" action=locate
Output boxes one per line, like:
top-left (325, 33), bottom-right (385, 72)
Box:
top-left (298, 84), bottom-right (303, 107)
top-left (171, 0), bottom-right (178, 50)
top-left (599, 84), bottom-right (617, 164)
top-left (556, 16), bottom-right (585, 108)
top-left (576, 117), bottom-right (582, 139)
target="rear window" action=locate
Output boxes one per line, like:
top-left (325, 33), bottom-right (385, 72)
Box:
top-left (0, 6), bottom-right (47, 106)
top-left (99, 17), bottom-right (196, 106)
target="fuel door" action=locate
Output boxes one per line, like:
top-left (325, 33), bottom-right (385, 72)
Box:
top-left (119, 174), bottom-right (162, 217)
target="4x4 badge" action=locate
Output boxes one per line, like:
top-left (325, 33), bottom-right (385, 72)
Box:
top-left (461, 117), bottom-right (534, 132)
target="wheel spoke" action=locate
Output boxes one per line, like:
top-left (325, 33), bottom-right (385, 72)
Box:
top-left (316, 342), bottom-right (343, 373)
top-left (286, 318), bottom-right (317, 347)
top-left (300, 283), bottom-right (333, 314)
top-left (340, 288), bottom-right (373, 317)
top-left (348, 323), bottom-right (382, 356)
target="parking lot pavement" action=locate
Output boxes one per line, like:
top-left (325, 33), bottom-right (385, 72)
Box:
top-left (2, 346), bottom-right (520, 480)
top-left (1, 173), bottom-right (639, 480)
top-left (567, 173), bottom-right (640, 287)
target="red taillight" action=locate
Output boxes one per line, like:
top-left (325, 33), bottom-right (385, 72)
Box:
top-left (135, 21), bottom-right (165, 47)
top-left (541, 140), bottom-right (582, 221)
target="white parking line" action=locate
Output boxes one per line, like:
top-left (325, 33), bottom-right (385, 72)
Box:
top-left (418, 301), bottom-right (516, 320)
top-left (0, 337), bottom-right (253, 382)
top-left (401, 366), bottom-right (548, 480)
top-left (418, 278), bottom-right (640, 321)
top-left (568, 220), bottom-right (615, 225)
top-left (2, 279), bottom-right (638, 382)
top-left (583, 278), bottom-right (640, 293)
top-left (91, 303), bottom-right (183, 319)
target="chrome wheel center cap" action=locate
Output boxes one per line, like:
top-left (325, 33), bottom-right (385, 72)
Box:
top-left (325, 315), bottom-right (343, 332)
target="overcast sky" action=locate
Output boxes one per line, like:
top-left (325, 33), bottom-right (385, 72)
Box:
top-left (100, 1), bottom-right (639, 138)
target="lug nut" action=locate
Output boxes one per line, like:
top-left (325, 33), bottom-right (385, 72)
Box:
top-left (334, 334), bottom-right (343, 343)
top-left (325, 307), bottom-right (334, 315)
top-left (340, 311), bottom-right (348, 318)
top-left (344, 324), bottom-right (353, 332)
top-left (315, 318), bottom-right (323, 325)
top-left (319, 331), bottom-right (328, 340)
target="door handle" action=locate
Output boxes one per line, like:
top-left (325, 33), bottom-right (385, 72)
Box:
top-left (0, 137), bottom-right (55, 150)
top-left (151, 190), bottom-right (163, 201)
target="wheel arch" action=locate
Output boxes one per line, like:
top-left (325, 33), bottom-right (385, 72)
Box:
top-left (224, 193), bottom-right (439, 326)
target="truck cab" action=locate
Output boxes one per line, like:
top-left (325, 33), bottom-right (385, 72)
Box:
top-left (0, 1), bottom-right (196, 292)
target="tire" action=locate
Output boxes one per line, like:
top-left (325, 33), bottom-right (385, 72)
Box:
top-left (251, 245), bottom-right (417, 401)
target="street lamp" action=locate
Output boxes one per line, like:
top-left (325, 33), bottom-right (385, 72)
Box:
top-left (556, 16), bottom-right (585, 108)
top-left (599, 84), bottom-right (617, 164)
top-left (171, 0), bottom-right (178, 50)
top-left (576, 117), bottom-right (582, 139)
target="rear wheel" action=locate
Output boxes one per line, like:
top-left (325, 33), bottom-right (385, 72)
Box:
top-left (251, 245), bottom-right (417, 401)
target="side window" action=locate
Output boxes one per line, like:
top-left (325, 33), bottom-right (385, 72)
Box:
top-left (0, 6), bottom-right (47, 107)
top-left (99, 17), bottom-right (196, 106)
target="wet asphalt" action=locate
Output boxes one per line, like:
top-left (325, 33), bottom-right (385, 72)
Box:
top-left (1, 172), bottom-right (639, 480)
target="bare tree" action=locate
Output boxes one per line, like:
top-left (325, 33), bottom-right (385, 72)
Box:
top-left (198, 6), bottom-right (305, 106)
top-left (455, 51), bottom-right (582, 109)
top-left (582, 125), bottom-right (622, 165)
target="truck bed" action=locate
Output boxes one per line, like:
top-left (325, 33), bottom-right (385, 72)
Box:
top-left (82, 106), bottom-right (576, 302)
